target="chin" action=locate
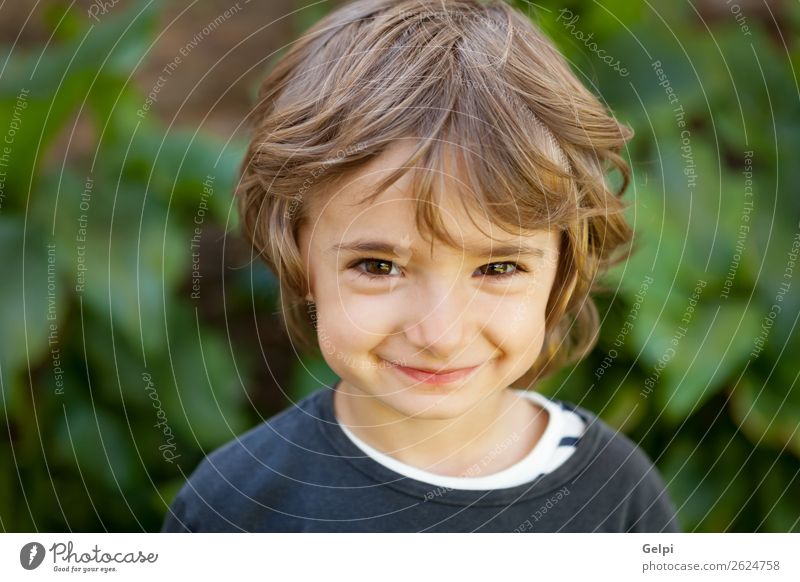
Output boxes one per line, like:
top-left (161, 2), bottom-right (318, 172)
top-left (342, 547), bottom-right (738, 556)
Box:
top-left (379, 390), bottom-right (478, 421)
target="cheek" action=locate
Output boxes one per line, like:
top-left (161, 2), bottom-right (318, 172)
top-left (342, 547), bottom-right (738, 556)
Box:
top-left (314, 292), bottom-right (399, 353)
top-left (489, 284), bottom-right (550, 352)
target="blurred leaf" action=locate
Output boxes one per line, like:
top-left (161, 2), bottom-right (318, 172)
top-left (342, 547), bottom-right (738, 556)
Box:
top-left (290, 353), bottom-right (339, 402)
top-left (44, 2), bottom-right (84, 42)
top-left (153, 304), bottom-right (248, 449)
top-left (660, 438), bottom-right (717, 531)
top-left (586, 0), bottom-right (643, 29)
top-left (0, 1), bottom-right (157, 206)
top-left (730, 372), bottom-right (800, 458)
top-left (0, 442), bottom-right (21, 528)
top-left (654, 301), bottom-right (762, 422)
top-left (0, 74), bottom-right (91, 206)
top-left (154, 477), bottom-right (187, 516)
top-left (597, 374), bottom-right (647, 433)
top-left (661, 428), bottom-right (752, 532)
top-left (58, 180), bottom-right (189, 352)
top-left (54, 401), bottom-right (137, 491)
top-left (0, 219), bottom-right (62, 417)
top-left (758, 459), bottom-right (800, 532)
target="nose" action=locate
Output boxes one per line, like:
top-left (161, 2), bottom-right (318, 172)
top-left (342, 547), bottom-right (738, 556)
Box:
top-left (404, 280), bottom-right (473, 360)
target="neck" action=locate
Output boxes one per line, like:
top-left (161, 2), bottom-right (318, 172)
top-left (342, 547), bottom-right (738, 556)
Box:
top-left (333, 381), bottom-right (547, 477)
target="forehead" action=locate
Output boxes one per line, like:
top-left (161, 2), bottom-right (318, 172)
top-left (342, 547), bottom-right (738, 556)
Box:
top-left (305, 142), bottom-right (560, 256)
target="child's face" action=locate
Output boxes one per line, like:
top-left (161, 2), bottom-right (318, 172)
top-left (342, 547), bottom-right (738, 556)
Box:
top-left (297, 143), bottom-right (561, 420)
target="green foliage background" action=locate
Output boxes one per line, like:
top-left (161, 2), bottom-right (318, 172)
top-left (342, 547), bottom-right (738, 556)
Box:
top-left (1, 0), bottom-right (797, 532)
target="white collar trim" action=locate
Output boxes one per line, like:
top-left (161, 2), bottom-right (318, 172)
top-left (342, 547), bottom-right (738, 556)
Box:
top-left (337, 390), bottom-right (570, 490)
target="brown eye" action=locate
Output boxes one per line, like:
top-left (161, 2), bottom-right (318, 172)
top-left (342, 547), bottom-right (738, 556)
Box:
top-left (363, 259), bottom-right (394, 275)
top-left (478, 262), bottom-right (521, 277)
top-left (350, 258), bottom-right (401, 279)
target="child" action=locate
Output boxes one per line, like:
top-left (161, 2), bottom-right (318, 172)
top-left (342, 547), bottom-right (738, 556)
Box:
top-left (162, 0), bottom-right (680, 532)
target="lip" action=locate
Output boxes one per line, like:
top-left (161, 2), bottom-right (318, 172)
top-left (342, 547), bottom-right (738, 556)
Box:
top-left (386, 361), bottom-right (482, 385)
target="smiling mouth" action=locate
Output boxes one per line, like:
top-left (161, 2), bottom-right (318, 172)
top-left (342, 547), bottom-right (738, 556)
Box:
top-left (384, 359), bottom-right (482, 374)
top-left (384, 360), bottom-right (483, 385)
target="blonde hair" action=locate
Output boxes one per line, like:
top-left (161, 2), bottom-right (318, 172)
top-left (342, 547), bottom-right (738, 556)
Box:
top-left (236, 0), bottom-right (635, 388)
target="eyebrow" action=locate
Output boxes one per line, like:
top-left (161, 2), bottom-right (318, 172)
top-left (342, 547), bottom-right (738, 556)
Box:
top-left (328, 239), bottom-right (545, 258)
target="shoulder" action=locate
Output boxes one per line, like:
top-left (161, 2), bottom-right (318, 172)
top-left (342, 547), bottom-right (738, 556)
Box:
top-left (553, 399), bottom-right (682, 532)
top-left (161, 389), bottom-right (330, 532)
top-left (552, 398), bottom-right (659, 479)
top-left (204, 388), bottom-right (326, 471)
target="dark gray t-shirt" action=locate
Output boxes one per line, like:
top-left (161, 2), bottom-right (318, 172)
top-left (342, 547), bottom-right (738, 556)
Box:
top-left (161, 386), bottom-right (681, 532)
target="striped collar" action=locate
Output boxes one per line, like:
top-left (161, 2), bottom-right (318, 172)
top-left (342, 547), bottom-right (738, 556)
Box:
top-left (337, 389), bottom-right (586, 490)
